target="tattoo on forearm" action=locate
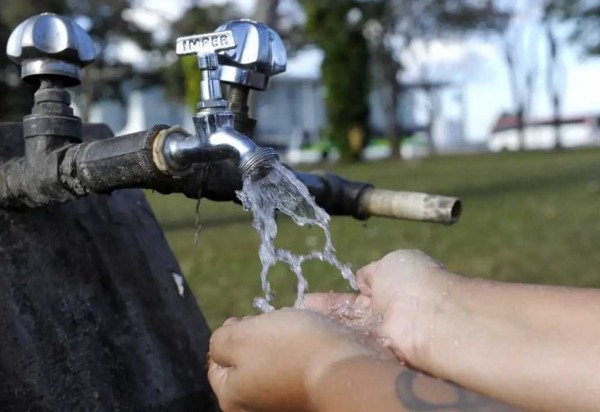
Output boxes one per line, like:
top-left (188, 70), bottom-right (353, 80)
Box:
top-left (395, 370), bottom-right (519, 411)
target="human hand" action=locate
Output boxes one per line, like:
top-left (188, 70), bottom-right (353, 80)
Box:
top-left (207, 308), bottom-right (385, 412)
top-left (305, 249), bottom-right (461, 365)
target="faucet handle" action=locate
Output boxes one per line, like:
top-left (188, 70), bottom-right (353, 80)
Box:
top-left (6, 13), bottom-right (96, 86)
top-left (176, 30), bottom-right (237, 108)
top-left (215, 20), bottom-right (287, 91)
top-left (176, 30), bottom-right (236, 66)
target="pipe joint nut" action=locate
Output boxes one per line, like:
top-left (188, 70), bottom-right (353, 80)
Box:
top-left (153, 126), bottom-right (194, 176)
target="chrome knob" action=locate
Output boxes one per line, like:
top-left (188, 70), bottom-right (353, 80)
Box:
top-left (215, 19), bottom-right (287, 91)
top-left (6, 13), bottom-right (96, 86)
top-left (176, 30), bottom-right (237, 108)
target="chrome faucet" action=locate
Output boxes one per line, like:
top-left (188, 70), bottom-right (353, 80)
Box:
top-left (216, 19), bottom-right (287, 137)
top-left (158, 29), bottom-right (278, 180)
top-left (0, 13), bottom-right (461, 225)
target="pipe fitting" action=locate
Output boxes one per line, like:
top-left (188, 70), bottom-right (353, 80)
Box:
top-left (153, 126), bottom-right (194, 176)
top-left (159, 110), bottom-right (278, 180)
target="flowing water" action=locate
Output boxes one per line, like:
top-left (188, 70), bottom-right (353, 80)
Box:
top-left (237, 162), bottom-right (357, 312)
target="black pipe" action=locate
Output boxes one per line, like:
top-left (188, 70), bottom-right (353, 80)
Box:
top-left (64, 125), bottom-right (170, 194)
top-left (64, 126), bottom-right (374, 220)
top-left (0, 123), bottom-right (375, 220)
top-left (295, 171), bottom-right (373, 220)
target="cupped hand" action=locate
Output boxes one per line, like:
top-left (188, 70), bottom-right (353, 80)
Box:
top-left (305, 249), bottom-right (461, 364)
top-left (207, 308), bottom-right (385, 412)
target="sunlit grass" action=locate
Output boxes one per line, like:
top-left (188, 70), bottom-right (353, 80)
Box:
top-left (146, 148), bottom-right (600, 328)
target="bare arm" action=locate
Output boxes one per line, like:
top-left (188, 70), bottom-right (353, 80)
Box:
top-left (307, 250), bottom-right (600, 412)
top-left (414, 277), bottom-right (600, 411)
top-left (314, 356), bottom-right (518, 412)
top-left (207, 308), bottom-right (518, 412)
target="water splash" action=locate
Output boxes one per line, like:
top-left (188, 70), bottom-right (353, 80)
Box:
top-left (237, 163), bottom-right (356, 312)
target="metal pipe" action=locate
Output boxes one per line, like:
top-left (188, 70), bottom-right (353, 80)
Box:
top-left (226, 85), bottom-right (256, 137)
top-left (161, 127), bottom-right (239, 171)
top-left (65, 125), bottom-right (169, 194)
top-left (158, 106), bottom-right (278, 181)
top-left (198, 53), bottom-right (224, 102)
top-left (357, 188), bottom-right (462, 225)
top-left (294, 171), bottom-right (372, 219)
top-left (0, 129), bottom-right (462, 224)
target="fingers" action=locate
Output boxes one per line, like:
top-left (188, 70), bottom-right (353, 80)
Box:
top-left (207, 358), bottom-right (229, 392)
top-left (356, 259), bottom-right (380, 295)
top-left (304, 293), bottom-right (373, 329)
top-left (304, 293), bottom-right (359, 312)
top-left (209, 318), bottom-right (249, 368)
top-left (223, 317), bottom-right (241, 326)
top-left (207, 358), bottom-right (236, 412)
top-left (387, 249), bottom-right (445, 271)
top-left (356, 250), bottom-right (444, 295)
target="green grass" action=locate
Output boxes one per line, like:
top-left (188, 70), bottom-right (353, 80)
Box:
top-left (146, 148), bottom-right (600, 329)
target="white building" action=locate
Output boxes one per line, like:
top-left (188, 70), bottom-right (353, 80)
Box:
top-left (488, 114), bottom-right (600, 152)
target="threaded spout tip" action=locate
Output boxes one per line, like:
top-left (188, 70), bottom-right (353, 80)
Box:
top-left (239, 147), bottom-right (278, 180)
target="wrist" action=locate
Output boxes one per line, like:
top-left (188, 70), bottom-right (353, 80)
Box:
top-left (308, 355), bottom-right (401, 412)
top-left (395, 270), bottom-right (470, 372)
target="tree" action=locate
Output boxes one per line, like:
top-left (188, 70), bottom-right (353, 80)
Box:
top-left (361, 0), bottom-right (403, 158)
top-left (288, 0), bottom-right (515, 160)
top-left (569, 1), bottom-right (600, 55)
top-left (337, 0), bottom-right (510, 158)
top-left (541, 0), bottom-right (600, 148)
top-left (300, 0), bottom-right (370, 162)
top-left (445, 0), bottom-right (598, 151)
top-left (495, 0), bottom-right (571, 150)
top-left (254, 0), bottom-right (279, 27)
top-left (361, 0), bottom-right (453, 158)
top-left (502, 17), bottom-right (540, 150)
top-left (68, 0), bottom-right (157, 121)
top-left (540, 0), bottom-right (569, 149)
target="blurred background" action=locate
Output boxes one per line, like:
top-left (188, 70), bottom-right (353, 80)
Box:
top-left (1, 0), bottom-right (599, 328)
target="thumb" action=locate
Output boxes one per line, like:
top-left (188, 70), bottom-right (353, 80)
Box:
top-left (304, 293), bottom-right (359, 313)
top-left (356, 259), bottom-right (382, 296)
top-left (207, 358), bottom-right (235, 411)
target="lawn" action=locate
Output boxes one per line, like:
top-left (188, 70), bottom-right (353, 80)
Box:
top-left (146, 148), bottom-right (600, 329)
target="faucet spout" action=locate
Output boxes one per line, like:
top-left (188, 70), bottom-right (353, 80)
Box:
top-left (160, 110), bottom-right (277, 179)
top-left (208, 127), bottom-right (256, 159)
top-left (208, 127), bottom-right (278, 178)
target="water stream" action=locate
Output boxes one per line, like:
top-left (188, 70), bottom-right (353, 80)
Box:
top-left (237, 162), bottom-right (356, 312)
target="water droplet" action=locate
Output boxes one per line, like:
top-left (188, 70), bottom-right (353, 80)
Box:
top-left (253, 297), bottom-right (274, 312)
top-left (194, 190), bottom-right (203, 246)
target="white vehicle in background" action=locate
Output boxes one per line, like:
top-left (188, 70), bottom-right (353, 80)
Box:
top-left (488, 114), bottom-right (600, 152)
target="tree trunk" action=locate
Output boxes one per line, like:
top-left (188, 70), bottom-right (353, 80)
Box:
top-left (516, 107), bottom-right (526, 150)
top-left (546, 24), bottom-right (563, 150)
top-left (426, 115), bottom-right (437, 157)
top-left (424, 87), bottom-right (440, 157)
top-left (254, 0), bottom-right (279, 27)
top-left (504, 40), bottom-right (527, 150)
top-left (379, 53), bottom-right (401, 159)
top-left (0, 123), bottom-right (216, 411)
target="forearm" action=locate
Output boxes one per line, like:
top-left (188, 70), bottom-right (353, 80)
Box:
top-left (416, 277), bottom-right (600, 411)
top-left (311, 356), bottom-right (517, 412)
